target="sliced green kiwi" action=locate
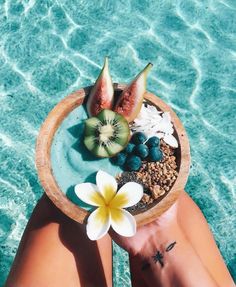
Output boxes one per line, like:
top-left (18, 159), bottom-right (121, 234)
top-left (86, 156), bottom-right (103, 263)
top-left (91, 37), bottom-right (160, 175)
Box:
top-left (84, 109), bottom-right (130, 157)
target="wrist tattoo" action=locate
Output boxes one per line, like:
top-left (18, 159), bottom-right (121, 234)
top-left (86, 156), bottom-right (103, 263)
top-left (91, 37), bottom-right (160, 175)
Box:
top-left (141, 241), bottom-right (177, 270)
top-left (166, 241), bottom-right (177, 252)
top-left (152, 251), bottom-right (164, 267)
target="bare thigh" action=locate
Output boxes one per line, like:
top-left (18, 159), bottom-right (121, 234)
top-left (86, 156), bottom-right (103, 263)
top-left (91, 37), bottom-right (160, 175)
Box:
top-left (5, 195), bottom-right (112, 287)
top-left (177, 191), bottom-right (234, 287)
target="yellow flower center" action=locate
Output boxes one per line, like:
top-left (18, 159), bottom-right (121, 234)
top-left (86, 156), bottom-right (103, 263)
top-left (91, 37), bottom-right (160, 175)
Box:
top-left (90, 184), bottom-right (129, 210)
top-left (103, 185), bottom-right (116, 205)
top-left (109, 193), bottom-right (129, 209)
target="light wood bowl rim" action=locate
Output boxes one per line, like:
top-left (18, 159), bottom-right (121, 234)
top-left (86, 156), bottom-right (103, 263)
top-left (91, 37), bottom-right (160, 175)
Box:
top-left (35, 84), bottom-right (190, 226)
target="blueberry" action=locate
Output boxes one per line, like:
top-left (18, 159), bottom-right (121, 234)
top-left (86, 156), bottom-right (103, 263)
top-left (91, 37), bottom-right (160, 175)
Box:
top-left (134, 144), bottom-right (149, 159)
top-left (110, 152), bottom-right (127, 166)
top-left (125, 155), bottom-right (142, 171)
top-left (146, 136), bottom-right (160, 147)
top-left (149, 147), bottom-right (163, 162)
top-left (131, 132), bottom-right (147, 145)
top-left (125, 143), bottom-right (135, 154)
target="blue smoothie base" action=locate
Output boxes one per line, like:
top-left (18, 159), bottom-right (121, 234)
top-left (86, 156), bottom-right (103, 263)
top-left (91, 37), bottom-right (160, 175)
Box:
top-left (50, 105), bottom-right (123, 210)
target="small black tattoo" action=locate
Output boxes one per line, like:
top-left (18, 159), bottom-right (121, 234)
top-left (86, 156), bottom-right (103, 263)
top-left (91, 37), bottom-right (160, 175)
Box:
top-left (141, 261), bottom-right (151, 271)
top-left (143, 241), bottom-right (176, 270)
top-left (165, 241), bottom-right (177, 252)
top-left (152, 251), bottom-right (164, 267)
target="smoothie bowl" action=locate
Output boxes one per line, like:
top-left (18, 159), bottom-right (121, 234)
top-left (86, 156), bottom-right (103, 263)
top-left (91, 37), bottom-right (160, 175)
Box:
top-left (35, 60), bottom-right (190, 240)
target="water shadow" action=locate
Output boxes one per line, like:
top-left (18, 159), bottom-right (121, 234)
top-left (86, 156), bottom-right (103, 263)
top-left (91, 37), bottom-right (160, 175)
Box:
top-left (84, 171), bottom-right (97, 184)
top-left (67, 122), bottom-right (83, 138)
top-left (66, 171), bottom-right (97, 209)
top-left (68, 122), bottom-right (102, 162)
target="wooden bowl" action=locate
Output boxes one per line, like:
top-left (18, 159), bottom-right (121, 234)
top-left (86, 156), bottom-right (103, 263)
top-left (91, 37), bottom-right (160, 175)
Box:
top-left (35, 84), bottom-right (190, 227)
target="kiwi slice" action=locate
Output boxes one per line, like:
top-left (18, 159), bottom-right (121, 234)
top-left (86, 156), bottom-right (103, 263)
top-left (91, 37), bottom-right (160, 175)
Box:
top-left (84, 109), bottom-right (130, 157)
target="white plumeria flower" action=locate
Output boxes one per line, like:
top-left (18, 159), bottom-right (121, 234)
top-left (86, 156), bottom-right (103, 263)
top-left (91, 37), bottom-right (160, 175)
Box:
top-left (75, 170), bottom-right (143, 240)
top-left (132, 103), bottom-right (178, 148)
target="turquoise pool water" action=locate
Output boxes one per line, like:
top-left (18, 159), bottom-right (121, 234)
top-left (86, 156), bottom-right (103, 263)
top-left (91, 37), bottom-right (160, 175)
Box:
top-left (0, 0), bottom-right (235, 285)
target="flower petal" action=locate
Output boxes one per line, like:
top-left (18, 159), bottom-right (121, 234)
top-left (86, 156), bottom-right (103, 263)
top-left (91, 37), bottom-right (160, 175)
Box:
top-left (110, 208), bottom-right (136, 237)
top-left (110, 182), bottom-right (143, 208)
top-left (163, 134), bottom-right (178, 148)
top-left (86, 207), bottom-right (110, 240)
top-left (96, 170), bottom-right (117, 203)
top-left (74, 183), bottom-right (104, 206)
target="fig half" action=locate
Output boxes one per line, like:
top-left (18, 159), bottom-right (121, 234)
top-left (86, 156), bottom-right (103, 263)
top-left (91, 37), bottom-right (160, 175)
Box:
top-left (114, 63), bottom-right (153, 122)
top-left (86, 57), bottom-right (114, 117)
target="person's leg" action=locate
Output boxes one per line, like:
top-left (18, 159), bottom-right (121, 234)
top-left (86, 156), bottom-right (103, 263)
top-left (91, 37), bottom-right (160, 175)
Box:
top-left (130, 191), bottom-right (234, 287)
top-left (5, 194), bottom-right (112, 287)
top-left (177, 191), bottom-right (234, 287)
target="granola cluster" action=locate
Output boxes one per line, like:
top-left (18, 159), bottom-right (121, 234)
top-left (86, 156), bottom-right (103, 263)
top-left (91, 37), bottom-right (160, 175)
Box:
top-left (116, 140), bottom-right (178, 212)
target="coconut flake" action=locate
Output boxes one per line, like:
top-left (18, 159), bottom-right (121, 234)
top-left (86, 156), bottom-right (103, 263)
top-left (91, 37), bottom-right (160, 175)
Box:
top-left (131, 103), bottom-right (179, 148)
top-left (163, 134), bottom-right (178, 148)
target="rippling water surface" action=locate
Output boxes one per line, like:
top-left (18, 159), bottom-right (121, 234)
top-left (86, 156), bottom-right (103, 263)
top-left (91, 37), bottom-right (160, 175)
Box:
top-left (0, 0), bottom-right (236, 285)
